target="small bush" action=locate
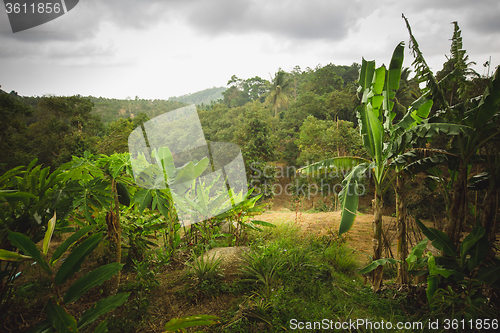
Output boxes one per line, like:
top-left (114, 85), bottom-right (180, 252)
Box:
top-left (323, 242), bottom-right (357, 274)
top-left (185, 250), bottom-right (223, 283)
top-left (240, 251), bottom-right (284, 298)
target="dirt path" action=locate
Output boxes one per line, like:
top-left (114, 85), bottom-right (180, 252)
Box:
top-left (258, 209), bottom-right (424, 266)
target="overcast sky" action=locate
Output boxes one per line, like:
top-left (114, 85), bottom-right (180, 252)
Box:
top-left (1, 0), bottom-right (499, 100)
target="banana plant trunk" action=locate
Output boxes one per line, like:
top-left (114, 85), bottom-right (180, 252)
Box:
top-left (446, 165), bottom-right (468, 251)
top-left (395, 173), bottom-right (409, 284)
top-left (481, 186), bottom-right (498, 260)
top-left (371, 189), bottom-right (384, 291)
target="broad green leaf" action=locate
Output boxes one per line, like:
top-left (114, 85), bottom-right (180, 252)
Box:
top-left (0, 249), bottom-right (32, 261)
top-left (372, 66), bottom-right (386, 96)
top-left (406, 238), bottom-right (429, 266)
top-left (116, 182), bottom-right (131, 207)
top-left (64, 263), bottom-right (123, 304)
top-left (414, 99), bottom-right (433, 119)
top-left (250, 220), bottom-right (276, 228)
top-left (240, 221), bottom-right (263, 232)
top-left (338, 164), bottom-right (367, 235)
top-left (359, 258), bottom-right (399, 274)
top-left (77, 293), bottom-right (130, 329)
top-left (297, 156), bottom-right (370, 176)
top-left (135, 189), bottom-right (153, 213)
top-left (467, 235), bottom-right (489, 272)
top-left (415, 218), bottom-right (457, 257)
top-left (385, 42), bottom-right (404, 100)
top-left (429, 265), bottom-right (454, 278)
top-left (459, 226), bottom-right (485, 267)
top-left (477, 259), bottom-right (500, 284)
top-left (46, 300), bottom-right (78, 333)
top-left (0, 165), bottom-right (25, 184)
top-left (156, 194), bottom-right (171, 218)
top-left (26, 320), bottom-right (54, 333)
top-left (371, 95), bottom-right (384, 118)
top-left (173, 157), bottom-right (209, 186)
top-left (396, 93), bottom-right (432, 130)
top-left (55, 232), bottom-right (103, 285)
top-left (38, 166), bottom-right (50, 194)
top-left (43, 212), bottom-right (57, 256)
top-left (164, 315), bottom-right (220, 332)
top-left (465, 66), bottom-right (500, 128)
top-left (359, 104), bottom-right (383, 181)
top-left (358, 58), bottom-right (376, 104)
top-left (93, 320), bottom-right (108, 333)
top-left (0, 190), bottom-right (36, 200)
top-left (426, 275), bottom-right (438, 304)
top-left (50, 225), bottom-right (95, 265)
top-left (155, 146), bottom-right (175, 178)
top-left (8, 231), bottom-right (51, 276)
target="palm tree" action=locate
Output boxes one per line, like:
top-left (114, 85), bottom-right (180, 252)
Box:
top-left (265, 69), bottom-right (291, 117)
top-left (393, 67), bottom-right (420, 118)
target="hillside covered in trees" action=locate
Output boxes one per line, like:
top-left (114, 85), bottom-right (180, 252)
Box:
top-left (168, 86), bottom-right (226, 107)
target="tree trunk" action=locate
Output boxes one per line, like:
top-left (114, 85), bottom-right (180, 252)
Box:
top-left (395, 173), bottom-right (409, 284)
top-left (446, 166), bottom-right (468, 251)
top-left (371, 189), bottom-right (384, 291)
top-left (482, 186), bottom-right (498, 260)
top-left (107, 179), bottom-right (122, 295)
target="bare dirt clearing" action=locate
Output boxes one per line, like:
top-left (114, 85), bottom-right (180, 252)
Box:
top-left (258, 209), bottom-right (425, 265)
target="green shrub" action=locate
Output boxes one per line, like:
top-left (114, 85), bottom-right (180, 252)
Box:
top-left (185, 250), bottom-right (223, 283)
top-left (323, 242), bottom-right (357, 274)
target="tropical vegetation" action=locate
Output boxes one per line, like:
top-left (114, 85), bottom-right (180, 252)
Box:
top-left (0, 15), bottom-right (499, 332)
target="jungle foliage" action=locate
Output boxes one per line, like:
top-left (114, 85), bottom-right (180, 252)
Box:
top-left (1, 15), bottom-right (499, 332)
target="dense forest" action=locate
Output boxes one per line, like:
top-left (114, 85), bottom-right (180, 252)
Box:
top-left (168, 86), bottom-right (226, 107)
top-left (0, 61), bottom-right (365, 174)
top-left (1, 18), bottom-right (499, 332)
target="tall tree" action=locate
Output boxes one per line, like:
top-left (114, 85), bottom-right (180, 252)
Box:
top-left (265, 69), bottom-right (292, 117)
top-left (0, 91), bottom-right (34, 172)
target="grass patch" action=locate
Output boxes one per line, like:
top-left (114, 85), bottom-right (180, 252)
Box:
top-left (220, 226), bottom-right (414, 332)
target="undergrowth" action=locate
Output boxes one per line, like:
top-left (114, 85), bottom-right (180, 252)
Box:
top-left (216, 222), bottom-right (415, 332)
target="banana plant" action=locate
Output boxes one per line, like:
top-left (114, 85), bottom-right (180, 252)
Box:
top-left (414, 218), bottom-right (500, 308)
top-left (298, 42), bottom-right (406, 291)
top-left (133, 146), bottom-right (210, 253)
top-left (216, 189), bottom-right (274, 246)
top-left (403, 16), bottom-right (500, 249)
top-left (359, 237), bottom-right (429, 281)
top-left (0, 214), bottom-right (129, 332)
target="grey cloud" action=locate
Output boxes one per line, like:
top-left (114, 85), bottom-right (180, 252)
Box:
top-left (1, 0), bottom-right (176, 43)
top-left (0, 0), bottom-right (367, 46)
top-left (184, 0), bottom-right (362, 41)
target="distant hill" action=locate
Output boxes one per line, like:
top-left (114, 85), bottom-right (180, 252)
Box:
top-left (89, 97), bottom-right (188, 124)
top-left (168, 86), bottom-right (226, 106)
